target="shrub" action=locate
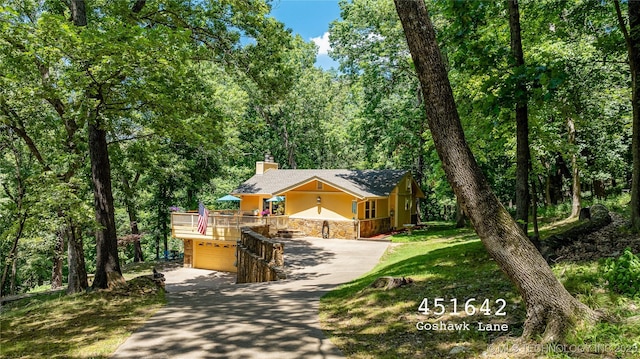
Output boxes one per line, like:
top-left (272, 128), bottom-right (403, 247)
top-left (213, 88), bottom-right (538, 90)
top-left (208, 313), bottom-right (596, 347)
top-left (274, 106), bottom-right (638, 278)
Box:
top-left (601, 248), bottom-right (640, 298)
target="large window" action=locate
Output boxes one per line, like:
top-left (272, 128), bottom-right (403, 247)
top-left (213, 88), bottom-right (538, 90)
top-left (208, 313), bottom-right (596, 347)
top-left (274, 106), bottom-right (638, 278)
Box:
top-left (365, 200), bottom-right (377, 219)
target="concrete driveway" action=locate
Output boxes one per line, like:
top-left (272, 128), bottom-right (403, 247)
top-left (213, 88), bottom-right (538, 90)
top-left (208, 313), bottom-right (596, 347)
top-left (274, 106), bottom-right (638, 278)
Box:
top-left (112, 237), bottom-right (389, 359)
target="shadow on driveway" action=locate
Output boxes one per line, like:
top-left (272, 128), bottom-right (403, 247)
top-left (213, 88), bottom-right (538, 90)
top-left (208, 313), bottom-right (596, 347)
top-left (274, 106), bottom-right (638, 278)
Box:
top-left (112, 237), bottom-right (389, 359)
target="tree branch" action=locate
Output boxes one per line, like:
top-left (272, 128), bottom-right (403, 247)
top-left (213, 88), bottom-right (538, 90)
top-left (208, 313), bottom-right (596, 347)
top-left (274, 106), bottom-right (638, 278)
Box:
top-left (614, 0), bottom-right (633, 60)
top-left (1, 105), bottom-right (52, 172)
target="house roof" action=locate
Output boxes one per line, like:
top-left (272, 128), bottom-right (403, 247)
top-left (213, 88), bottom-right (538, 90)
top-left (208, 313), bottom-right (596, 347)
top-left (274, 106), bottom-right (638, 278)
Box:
top-left (232, 169), bottom-right (411, 199)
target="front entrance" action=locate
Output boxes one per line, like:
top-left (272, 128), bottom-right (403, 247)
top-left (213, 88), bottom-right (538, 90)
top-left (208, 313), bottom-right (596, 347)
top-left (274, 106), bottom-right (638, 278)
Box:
top-left (193, 240), bottom-right (238, 272)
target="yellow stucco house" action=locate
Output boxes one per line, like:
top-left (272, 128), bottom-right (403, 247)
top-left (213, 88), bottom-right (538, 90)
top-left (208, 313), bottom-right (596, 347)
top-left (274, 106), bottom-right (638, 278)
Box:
top-left (170, 159), bottom-right (425, 271)
top-left (232, 160), bottom-right (425, 239)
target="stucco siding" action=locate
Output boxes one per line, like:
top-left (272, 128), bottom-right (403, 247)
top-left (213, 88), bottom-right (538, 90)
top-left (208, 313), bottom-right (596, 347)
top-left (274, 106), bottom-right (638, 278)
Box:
top-left (240, 195), bottom-right (260, 212)
top-left (286, 192), bottom-right (355, 220)
top-left (292, 180), bottom-right (343, 192)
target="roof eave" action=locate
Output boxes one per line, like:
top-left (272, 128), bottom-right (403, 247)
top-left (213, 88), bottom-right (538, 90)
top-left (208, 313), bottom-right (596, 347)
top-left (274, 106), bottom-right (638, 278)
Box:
top-left (274, 176), bottom-right (367, 199)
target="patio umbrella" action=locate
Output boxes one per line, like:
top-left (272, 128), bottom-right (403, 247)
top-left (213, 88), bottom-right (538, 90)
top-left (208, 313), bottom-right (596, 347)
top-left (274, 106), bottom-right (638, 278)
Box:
top-left (266, 196), bottom-right (285, 202)
top-left (216, 194), bottom-right (241, 202)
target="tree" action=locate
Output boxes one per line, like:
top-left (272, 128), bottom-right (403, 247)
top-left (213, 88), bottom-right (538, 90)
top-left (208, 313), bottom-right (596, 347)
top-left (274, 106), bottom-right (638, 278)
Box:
top-left (523, 0), bottom-right (629, 215)
top-left (394, 0), bottom-right (597, 341)
top-left (1, 13), bottom-right (90, 293)
top-left (0, 128), bottom-right (29, 296)
top-left (330, 0), bottom-right (431, 216)
top-left (508, 0), bottom-right (531, 231)
top-left (615, 0), bottom-right (640, 231)
top-left (2, 0), bottom-right (290, 289)
top-left (65, 0), bottom-right (124, 289)
top-left (111, 141), bottom-right (146, 263)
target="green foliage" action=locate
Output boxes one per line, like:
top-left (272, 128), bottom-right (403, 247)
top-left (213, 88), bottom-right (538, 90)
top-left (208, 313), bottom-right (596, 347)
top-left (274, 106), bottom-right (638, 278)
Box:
top-left (0, 0), bottom-right (303, 294)
top-left (601, 248), bottom-right (640, 298)
top-left (0, 0), bottom-right (637, 300)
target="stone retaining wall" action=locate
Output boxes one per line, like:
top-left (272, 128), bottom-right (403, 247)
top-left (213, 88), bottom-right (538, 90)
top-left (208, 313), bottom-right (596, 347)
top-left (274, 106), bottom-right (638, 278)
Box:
top-left (236, 229), bottom-right (286, 283)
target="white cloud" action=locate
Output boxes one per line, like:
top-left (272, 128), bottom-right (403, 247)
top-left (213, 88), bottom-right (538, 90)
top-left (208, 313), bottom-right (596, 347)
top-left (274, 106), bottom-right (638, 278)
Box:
top-left (311, 32), bottom-right (331, 55)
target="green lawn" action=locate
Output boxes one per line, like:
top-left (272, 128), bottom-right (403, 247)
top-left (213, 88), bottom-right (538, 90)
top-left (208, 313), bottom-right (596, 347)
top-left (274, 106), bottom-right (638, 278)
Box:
top-left (0, 268), bottom-right (166, 359)
top-left (320, 221), bottom-right (640, 359)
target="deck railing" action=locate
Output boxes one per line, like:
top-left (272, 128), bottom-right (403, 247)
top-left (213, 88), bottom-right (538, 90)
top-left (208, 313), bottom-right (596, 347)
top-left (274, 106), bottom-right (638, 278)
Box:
top-left (170, 212), bottom-right (288, 240)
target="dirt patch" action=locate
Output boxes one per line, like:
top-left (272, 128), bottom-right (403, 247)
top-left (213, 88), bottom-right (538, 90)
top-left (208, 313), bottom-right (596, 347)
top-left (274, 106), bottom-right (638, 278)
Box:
top-left (551, 213), bottom-right (640, 263)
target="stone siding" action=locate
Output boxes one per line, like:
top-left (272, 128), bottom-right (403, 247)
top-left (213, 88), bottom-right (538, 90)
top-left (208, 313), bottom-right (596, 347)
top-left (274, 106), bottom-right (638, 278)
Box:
top-left (359, 217), bottom-right (391, 238)
top-left (183, 239), bottom-right (193, 268)
top-left (287, 218), bottom-right (358, 239)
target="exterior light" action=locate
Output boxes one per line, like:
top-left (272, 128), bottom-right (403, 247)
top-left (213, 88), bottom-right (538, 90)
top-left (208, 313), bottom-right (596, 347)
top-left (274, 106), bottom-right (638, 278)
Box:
top-left (317, 196), bottom-right (321, 204)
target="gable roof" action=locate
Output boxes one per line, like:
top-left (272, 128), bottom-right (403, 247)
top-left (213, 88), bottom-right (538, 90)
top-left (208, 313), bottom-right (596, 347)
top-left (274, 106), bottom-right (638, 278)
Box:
top-left (232, 169), bottom-right (410, 199)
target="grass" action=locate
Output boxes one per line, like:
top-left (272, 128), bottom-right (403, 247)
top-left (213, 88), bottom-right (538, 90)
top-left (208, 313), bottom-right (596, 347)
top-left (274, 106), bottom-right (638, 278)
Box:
top-left (551, 262), bottom-right (640, 358)
top-left (0, 265), bottom-right (166, 359)
top-left (320, 220), bottom-right (640, 358)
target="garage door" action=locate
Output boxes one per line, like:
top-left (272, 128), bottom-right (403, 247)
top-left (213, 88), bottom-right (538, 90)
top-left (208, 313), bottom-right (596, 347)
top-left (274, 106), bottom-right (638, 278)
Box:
top-left (193, 240), bottom-right (237, 272)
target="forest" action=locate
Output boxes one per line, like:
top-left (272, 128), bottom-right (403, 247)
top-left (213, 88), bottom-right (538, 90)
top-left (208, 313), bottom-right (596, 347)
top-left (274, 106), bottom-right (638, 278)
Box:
top-left (0, 0), bottom-right (637, 309)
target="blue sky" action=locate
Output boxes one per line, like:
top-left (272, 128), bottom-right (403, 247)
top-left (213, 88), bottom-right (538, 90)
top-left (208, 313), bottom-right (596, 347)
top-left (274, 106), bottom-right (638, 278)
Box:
top-left (269, 0), bottom-right (342, 70)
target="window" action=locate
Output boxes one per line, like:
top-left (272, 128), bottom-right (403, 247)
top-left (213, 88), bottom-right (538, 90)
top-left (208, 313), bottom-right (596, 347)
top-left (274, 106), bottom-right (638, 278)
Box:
top-left (365, 200), bottom-right (377, 219)
top-left (317, 181), bottom-right (324, 190)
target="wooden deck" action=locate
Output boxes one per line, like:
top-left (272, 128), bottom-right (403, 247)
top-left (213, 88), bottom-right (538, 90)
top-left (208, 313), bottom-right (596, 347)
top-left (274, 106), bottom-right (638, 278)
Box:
top-left (170, 213), bottom-right (288, 241)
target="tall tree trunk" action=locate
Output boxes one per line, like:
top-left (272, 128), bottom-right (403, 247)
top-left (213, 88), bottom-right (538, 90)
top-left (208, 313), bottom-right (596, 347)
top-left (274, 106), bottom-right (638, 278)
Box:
top-left (455, 196), bottom-right (466, 228)
top-left (531, 171), bottom-right (540, 240)
top-left (67, 222), bottom-right (88, 294)
top-left (69, 0), bottom-right (123, 289)
top-left (1, 130), bottom-right (27, 296)
top-left (394, 0), bottom-right (597, 341)
top-left (89, 120), bottom-right (124, 289)
top-left (10, 256), bottom-right (17, 295)
top-left (132, 221), bottom-right (144, 262)
top-left (122, 175), bottom-right (144, 262)
top-left (544, 173), bottom-right (552, 206)
top-left (548, 155), bottom-right (570, 205)
top-left (51, 230), bottom-right (64, 290)
top-left (509, 0), bottom-right (530, 233)
top-left (283, 125), bottom-right (297, 169)
top-left (70, 0), bottom-right (87, 26)
top-left (616, 0), bottom-right (640, 231)
top-left (414, 135), bottom-right (426, 222)
top-left (0, 214), bottom-right (25, 297)
top-left (162, 213), bottom-right (169, 260)
top-left (415, 88), bottom-right (428, 223)
top-left (156, 195), bottom-right (163, 260)
top-left (155, 235), bottom-right (161, 260)
top-left (567, 117), bottom-right (581, 218)
top-left (631, 0), bottom-right (640, 232)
